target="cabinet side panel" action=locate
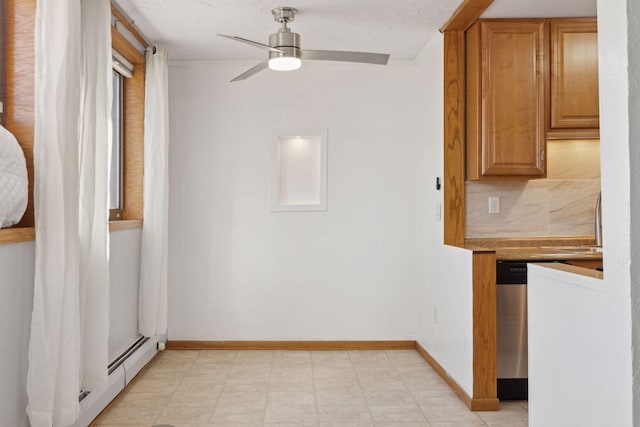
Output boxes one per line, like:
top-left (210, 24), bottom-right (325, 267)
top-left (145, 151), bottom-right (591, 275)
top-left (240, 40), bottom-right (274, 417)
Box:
top-left (466, 24), bottom-right (481, 181)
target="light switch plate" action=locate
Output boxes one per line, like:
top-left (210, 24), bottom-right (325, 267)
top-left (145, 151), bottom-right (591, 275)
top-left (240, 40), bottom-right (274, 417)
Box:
top-left (488, 196), bottom-right (500, 214)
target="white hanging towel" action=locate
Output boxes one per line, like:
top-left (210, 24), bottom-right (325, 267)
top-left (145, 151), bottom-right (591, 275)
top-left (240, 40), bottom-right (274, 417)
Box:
top-left (0, 124), bottom-right (28, 228)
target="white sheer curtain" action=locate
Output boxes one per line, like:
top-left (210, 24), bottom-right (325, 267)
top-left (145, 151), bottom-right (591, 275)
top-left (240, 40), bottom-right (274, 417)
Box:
top-left (139, 47), bottom-right (170, 338)
top-left (27, 0), bottom-right (111, 425)
top-left (78, 0), bottom-right (112, 392)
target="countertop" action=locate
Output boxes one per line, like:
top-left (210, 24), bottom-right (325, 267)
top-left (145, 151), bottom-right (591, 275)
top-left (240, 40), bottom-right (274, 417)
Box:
top-left (464, 237), bottom-right (603, 262)
top-left (493, 247), bottom-right (602, 261)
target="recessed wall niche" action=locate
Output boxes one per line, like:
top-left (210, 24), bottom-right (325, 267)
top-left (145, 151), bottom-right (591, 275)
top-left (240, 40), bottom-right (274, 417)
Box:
top-left (271, 129), bottom-right (327, 212)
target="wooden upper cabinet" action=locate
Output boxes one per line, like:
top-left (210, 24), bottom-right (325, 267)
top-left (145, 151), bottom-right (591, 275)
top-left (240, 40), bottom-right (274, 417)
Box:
top-left (549, 19), bottom-right (599, 138)
top-left (466, 20), bottom-right (547, 180)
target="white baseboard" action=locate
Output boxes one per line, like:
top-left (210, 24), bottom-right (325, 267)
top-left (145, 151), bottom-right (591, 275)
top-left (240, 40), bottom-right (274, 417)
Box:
top-left (123, 337), bottom-right (158, 385)
top-left (71, 337), bottom-right (158, 427)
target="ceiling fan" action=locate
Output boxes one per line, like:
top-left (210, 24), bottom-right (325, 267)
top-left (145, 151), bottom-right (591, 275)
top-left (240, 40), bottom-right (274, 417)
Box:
top-left (217, 7), bottom-right (390, 82)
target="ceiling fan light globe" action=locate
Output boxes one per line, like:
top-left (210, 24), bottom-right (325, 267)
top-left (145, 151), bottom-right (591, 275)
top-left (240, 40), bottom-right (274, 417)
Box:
top-left (268, 56), bottom-right (301, 71)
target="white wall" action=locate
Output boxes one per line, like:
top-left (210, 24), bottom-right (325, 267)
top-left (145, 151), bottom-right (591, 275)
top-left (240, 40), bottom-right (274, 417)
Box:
top-left (0, 227), bottom-right (142, 427)
top-left (625, 0), bottom-right (640, 422)
top-left (528, 266), bottom-right (629, 426)
top-left (108, 228), bottom-right (143, 362)
top-left (167, 59), bottom-right (433, 340)
top-left (0, 240), bottom-right (34, 427)
top-left (527, 0), bottom-right (637, 425)
top-left (413, 33), bottom-right (475, 396)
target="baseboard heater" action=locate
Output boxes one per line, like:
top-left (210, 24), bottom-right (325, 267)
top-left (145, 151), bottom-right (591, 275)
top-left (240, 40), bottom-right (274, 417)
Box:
top-left (71, 336), bottom-right (158, 427)
top-left (107, 336), bottom-right (149, 376)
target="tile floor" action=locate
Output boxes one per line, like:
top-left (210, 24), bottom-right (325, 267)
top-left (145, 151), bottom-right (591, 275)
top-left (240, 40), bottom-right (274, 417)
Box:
top-left (94, 349), bottom-right (528, 427)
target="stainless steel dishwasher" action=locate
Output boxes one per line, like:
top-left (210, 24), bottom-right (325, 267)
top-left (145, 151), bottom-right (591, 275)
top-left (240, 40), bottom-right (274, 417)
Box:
top-left (496, 260), bottom-right (529, 400)
top-left (496, 259), bottom-right (567, 400)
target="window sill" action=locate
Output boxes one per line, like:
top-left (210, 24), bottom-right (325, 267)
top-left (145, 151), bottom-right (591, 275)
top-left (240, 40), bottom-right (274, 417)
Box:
top-left (0, 220), bottom-right (143, 245)
top-left (0, 227), bottom-right (35, 244)
top-left (109, 219), bottom-right (142, 231)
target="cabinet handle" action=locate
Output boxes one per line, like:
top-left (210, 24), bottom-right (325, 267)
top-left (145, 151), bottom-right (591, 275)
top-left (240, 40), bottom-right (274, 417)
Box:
top-left (541, 149), bottom-right (545, 162)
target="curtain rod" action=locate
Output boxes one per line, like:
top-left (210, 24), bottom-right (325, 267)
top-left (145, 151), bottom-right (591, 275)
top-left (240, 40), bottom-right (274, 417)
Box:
top-left (111, 0), bottom-right (153, 49)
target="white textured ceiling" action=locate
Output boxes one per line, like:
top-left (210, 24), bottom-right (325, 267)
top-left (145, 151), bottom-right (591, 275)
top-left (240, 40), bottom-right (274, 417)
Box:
top-left (482, 0), bottom-right (596, 18)
top-left (115, 0), bottom-right (598, 62)
top-left (114, 0), bottom-right (463, 61)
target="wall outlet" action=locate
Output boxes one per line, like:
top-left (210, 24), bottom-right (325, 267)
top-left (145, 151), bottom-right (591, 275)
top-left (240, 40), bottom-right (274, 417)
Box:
top-left (488, 196), bottom-right (501, 214)
top-left (433, 307), bottom-right (438, 324)
top-left (435, 202), bottom-right (442, 221)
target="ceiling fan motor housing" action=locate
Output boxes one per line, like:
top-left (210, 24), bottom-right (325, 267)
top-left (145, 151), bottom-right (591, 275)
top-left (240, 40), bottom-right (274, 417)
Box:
top-left (269, 31), bottom-right (301, 61)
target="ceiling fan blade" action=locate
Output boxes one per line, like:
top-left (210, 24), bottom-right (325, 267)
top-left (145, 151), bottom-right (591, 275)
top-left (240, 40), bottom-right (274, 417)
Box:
top-left (230, 61), bottom-right (269, 82)
top-left (217, 34), bottom-right (284, 53)
top-left (301, 49), bottom-right (390, 65)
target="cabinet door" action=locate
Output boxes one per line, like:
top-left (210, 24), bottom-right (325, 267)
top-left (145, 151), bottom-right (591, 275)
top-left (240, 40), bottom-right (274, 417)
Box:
top-left (550, 20), bottom-right (599, 131)
top-left (467, 21), bottom-right (546, 180)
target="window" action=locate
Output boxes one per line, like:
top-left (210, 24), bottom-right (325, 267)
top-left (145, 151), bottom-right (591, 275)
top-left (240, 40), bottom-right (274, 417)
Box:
top-left (109, 50), bottom-right (134, 221)
top-left (109, 69), bottom-right (124, 220)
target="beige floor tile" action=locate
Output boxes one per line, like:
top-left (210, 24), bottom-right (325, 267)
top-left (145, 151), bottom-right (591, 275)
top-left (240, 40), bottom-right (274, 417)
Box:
top-left (165, 389), bottom-right (220, 408)
top-left (154, 405), bottom-right (213, 424)
top-left (233, 350), bottom-right (274, 364)
top-left (374, 423), bottom-right (430, 427)
top-left (187, 365), bottom-right (231, 378)
top-left (273, 350), bottom-right (312, 363)
top-left (269, 378), bottom-right (316, 392)
top-left (318, 423), bottom-right (374, 427)
top-left (410, 388), bottom-right (460, 405)
top-left (271, 366), bottom-right (314, 380)
top-left (97, 406), bottom-right (162, 425)
top-left (216, 390), bottom-right (268, 407)
top-left (394, 365), bottom-right (438, 377)
top-left (149, 356), bottom-right (196, 371)
top-left (98, 425), bottom-right (150, 427)
top-left (314, 377), bottom-right (362, 392)
top-left (264, 403), bottom-right (318, 423)
top-left (403, 375), bottom-right (451, 391)
top-left (264, 424), bottom-right (318, 427)
top-left (95, 349), bottom-right (528, 427)
top-left (177, 376), bottom-right (226, 391)
top-left (477, 401), bottom-right (528, 424)
top-left (312, 350), bottom-right (352, 361)
top-left (420, 403), bottom-right (485, 424)
top-left (125, 376), bottom-right (183, 395)
top-left (313, 365), bottom-right (358, 379)
top-left (317, 405), bottom-right (372, 422)
top-left (354, 366), bottom-right (400, 381)
top-left (110, 391), bottom-right (171, 408)
top-left (209, 405), bottom-right (265, 423)
top-left (268, 390), bottom-right (316, 405)
top-left (223, 377), bottom-right (270, 392)
top-left (486, 423), bottom-right (528, 427)
top-left (368, 404), bottom-right (427, 422)
top-left (364, 389), bottom-right (416, 405)
top-left (316, 389), bottom-right (367, 406)
top-left (190, 357), bottom-right (234, 369)
top-left (159, 349), bottom-right (200, 360)
top-left (359, 377), bottom-right (407, 392)
top-left (271, 370), bottom-right (314, 385)
top-left (271, 363), bottom-right (313, 377)
top-left (209, 424), bottom-right (262, 427)
top-left (428, 422), bottom-right (486, 427)
top-left (196, 349), bottom-right (237, 361)
top-left (348, 350), bottom-right (389, 363)
top-left (228, 364), bottom-right (271, 380)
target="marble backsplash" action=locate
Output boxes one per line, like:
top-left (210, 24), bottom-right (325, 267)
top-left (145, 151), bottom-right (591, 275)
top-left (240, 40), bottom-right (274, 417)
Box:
top-left (465, 140), bottom-right (601, 238)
